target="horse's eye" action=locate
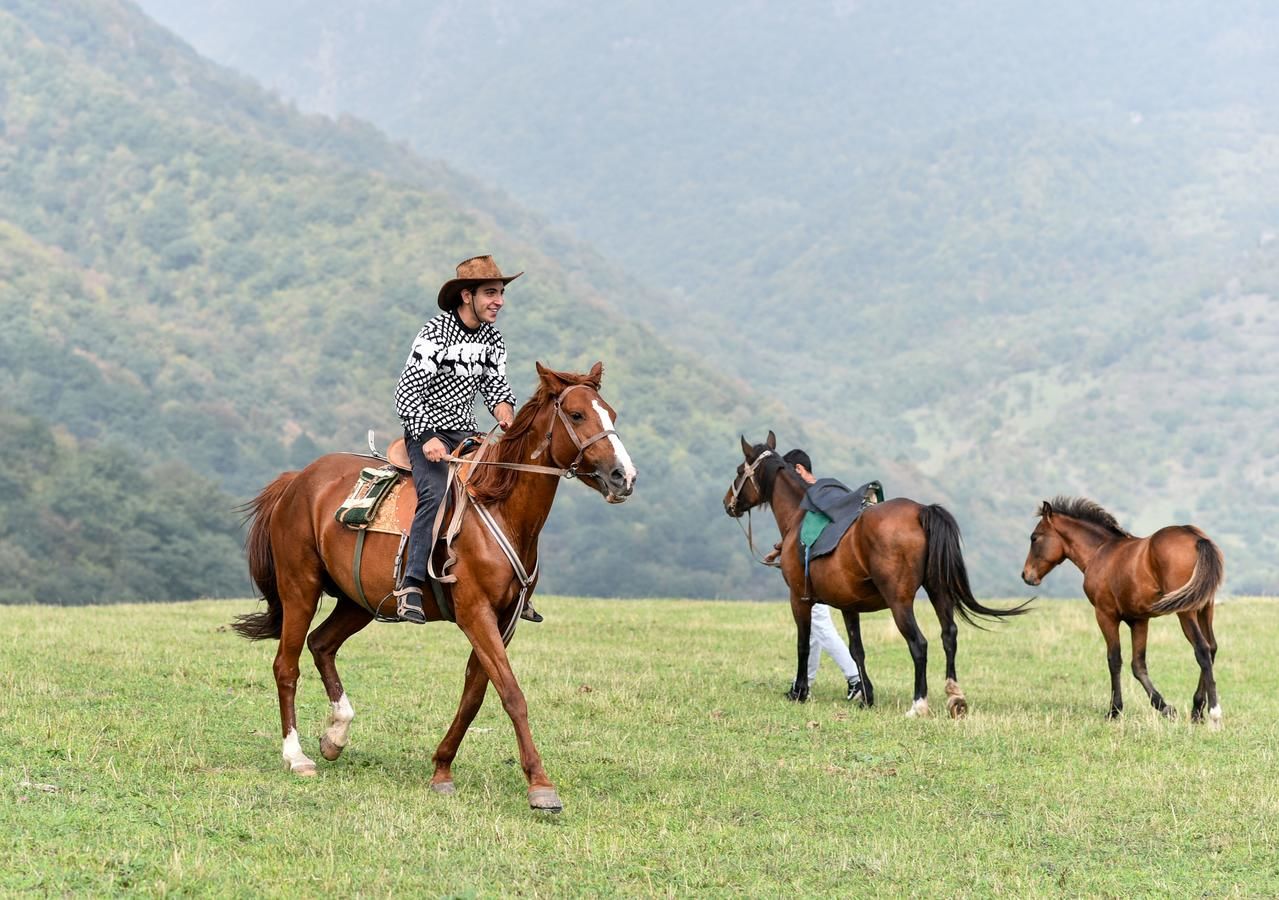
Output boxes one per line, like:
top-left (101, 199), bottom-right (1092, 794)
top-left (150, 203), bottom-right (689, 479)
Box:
top-left (570, 411), bottom-right (584, 422)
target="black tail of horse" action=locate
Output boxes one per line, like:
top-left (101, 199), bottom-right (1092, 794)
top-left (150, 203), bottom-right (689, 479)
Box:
top-left (1153, 536), bottom-right (1224, 614)
top-left (231, 471), bottom-right (299, 641)
top-left (920, 504), bottom-right (1031, 627)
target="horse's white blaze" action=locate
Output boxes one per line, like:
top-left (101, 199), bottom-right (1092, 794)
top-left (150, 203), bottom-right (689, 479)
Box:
top-left (907, 698), bottom-right (930, 718)
top-left (1209, 704), bottom-right (1223, 730)
top-left (282, 728), bottom-right (316, 773)
top-left (591, 400), bottom-right (637, 487)
top-left (324, 693), bottom-right (355, 748)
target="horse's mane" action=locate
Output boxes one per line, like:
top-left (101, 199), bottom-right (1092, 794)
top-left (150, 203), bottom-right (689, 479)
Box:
top-left (755, 446), bottom-right (804, 504)
top-left (1046, 496), bottom-right (1132, 538)
top-left (468, 367), bottom-right (601, 505)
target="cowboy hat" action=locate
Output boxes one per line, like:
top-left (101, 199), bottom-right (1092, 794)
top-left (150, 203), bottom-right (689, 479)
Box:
top-left (436, 255), bottom-right (523, 311)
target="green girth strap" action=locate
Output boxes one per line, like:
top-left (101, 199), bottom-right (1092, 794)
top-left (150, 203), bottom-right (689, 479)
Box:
top-left (352, 528), bottom-right (373, 612)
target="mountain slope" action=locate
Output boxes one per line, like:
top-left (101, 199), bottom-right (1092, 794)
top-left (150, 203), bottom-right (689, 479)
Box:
top-left (132, 0), bottom-right (1279, 593)
top-left (0, 0), bottom-right (822, 600)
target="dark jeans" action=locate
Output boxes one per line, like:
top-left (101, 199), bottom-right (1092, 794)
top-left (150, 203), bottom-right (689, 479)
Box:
top-left (403, 428), bottom-right (470, 585)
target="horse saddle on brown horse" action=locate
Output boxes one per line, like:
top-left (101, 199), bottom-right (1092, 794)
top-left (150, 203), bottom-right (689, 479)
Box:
top-left (332, 433), bottom-right (488, 621)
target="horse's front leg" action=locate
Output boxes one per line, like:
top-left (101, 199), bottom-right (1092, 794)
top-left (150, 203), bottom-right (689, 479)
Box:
top-left (457, 604), bottom-right (559, 811)
top-left (1095, 608), bottom-right (1124, 719)
top-left (430, 650), bottom-right (490, 794)
top-left (787, 595), bottom-right (813, 702)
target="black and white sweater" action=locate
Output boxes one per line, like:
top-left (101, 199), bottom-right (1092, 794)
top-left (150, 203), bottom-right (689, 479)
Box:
top-left (394, 310), bottom-right (517, 438)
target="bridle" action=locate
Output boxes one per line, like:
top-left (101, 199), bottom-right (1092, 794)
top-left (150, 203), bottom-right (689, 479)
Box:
top-left (728, 449), bottom-right (782, 567)
top-left (529, 383), bottom-right (618, 480)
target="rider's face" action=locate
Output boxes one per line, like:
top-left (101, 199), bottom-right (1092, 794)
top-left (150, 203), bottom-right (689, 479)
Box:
top-left (462, 281), bottom-right (505, 324)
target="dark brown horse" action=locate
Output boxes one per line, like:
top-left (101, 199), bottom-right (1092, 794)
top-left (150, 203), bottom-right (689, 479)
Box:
top-left (1021, 497), bottom-right (1224, 727)
top-left (725, 432), bottom-right (1028, 717)
top-left (232, 362), bottom-right (636, 811)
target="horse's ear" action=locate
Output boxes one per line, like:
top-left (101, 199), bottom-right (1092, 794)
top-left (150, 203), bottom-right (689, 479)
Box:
top-left (740, 435), bottom-right (754, 459)
top-left (1039, 501), bottom-right (1053, 519)
top-left (765, 430), bottom-right (777, 450)
top-left (587, 361), bottom-right (603, 388)
top-left (536, 361), bottom-right (567, 392)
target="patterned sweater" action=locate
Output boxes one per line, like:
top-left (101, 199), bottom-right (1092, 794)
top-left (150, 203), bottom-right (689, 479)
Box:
top-left (395, 310), bottom-right (517, 438)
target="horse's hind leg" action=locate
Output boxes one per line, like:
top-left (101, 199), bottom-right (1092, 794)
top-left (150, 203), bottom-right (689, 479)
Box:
top-left (431, 650), bottom-right (491, 794)
top-left (927, 595), bottom-right (967, 719)
top-left (841, 610), bottom-right (873, 707)
top-left (1128, 619), bottom-right (1175, 718)
top-left (886, 596), bottom-right (930, 717)
top-left (1179, 610), bottom-right (1222, 730)
top-left (307, 596), bottom-right (374, 761)
top-left (274, 570), bottom-right (323, 775)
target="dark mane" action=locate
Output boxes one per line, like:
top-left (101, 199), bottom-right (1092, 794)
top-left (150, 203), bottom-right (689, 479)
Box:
top-left (756, 447), bottom-right (802, 504)
top-left (468, 367), bottom-right (600, 504)
top-left (1046, 496), bottom-right (1132, 538)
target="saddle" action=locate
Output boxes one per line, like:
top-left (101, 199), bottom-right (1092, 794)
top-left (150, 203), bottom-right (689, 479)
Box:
top-left (333, 432), bottom-right (489, 621)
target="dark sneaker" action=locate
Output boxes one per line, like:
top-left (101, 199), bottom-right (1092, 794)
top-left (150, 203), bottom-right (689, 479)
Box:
top-left (520, 603), bottom-right (544, 623)
top-left (394, 586), bottom-right (427, 624)
top-left (846, 677), bottom-right (865, 703)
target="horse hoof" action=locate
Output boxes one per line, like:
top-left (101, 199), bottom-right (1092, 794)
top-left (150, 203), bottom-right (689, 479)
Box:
top-left (290, 763), bottom-right (318, 777)
top-left (1160, 706), bottom-right (1178, 720)
top-left (906, 699), bottom-right (930, 718)
top-left (1105, 708), bottom-right (1122, 720)
top-left (528, 787), bottom-right (563, 813)
top-left (946, 696), bottom-right (968, 719)
top-left (319, 736), bottom-right (344, 761)
top-left (1209, 706), bottom-right (1223, 731)
top-left (430, 780), bottom-right (456, 796)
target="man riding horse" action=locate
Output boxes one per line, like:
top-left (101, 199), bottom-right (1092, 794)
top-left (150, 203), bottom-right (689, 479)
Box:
top-left (392, 255), bottom-right (542, 624)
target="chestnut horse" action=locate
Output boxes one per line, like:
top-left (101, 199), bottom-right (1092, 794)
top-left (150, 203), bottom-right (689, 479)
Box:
top-left (232, 362), bottom-right (636, 811)
top-left (725, 433), bottom-right (1028, 717)
top-left (1021, 497), bottom-right (1224, 727)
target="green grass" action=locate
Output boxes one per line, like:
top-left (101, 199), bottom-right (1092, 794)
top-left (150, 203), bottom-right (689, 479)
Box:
top-left (3, 597), bottom-right (1278, 896)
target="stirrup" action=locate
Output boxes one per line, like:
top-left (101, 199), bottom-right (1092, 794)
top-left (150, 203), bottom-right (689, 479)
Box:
top-left (520, 603), bottom-right (544, 624)
top-left (394, 585), bottom-right (426, 624)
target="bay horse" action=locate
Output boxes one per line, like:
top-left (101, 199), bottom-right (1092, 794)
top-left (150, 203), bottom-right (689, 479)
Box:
top-left (1021, 497), bottom-right (1224, 727)
top-left (725, 432), bottom-right (1028, 717)
top-left (232, 362), bottom-right (636, 811)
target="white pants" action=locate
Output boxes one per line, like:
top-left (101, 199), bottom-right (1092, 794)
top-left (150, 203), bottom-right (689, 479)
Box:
top-left (808, 603), bottom-right (860, 683)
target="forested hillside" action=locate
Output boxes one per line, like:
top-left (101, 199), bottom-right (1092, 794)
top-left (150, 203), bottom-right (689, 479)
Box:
top-left (137, 0), bottom-right (1279, 592)
top-left (0, 0), bottom-right (822, 602)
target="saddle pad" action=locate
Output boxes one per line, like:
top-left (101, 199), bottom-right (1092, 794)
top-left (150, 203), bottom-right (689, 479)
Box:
top-left (335, 465), bottom-right (401, 528)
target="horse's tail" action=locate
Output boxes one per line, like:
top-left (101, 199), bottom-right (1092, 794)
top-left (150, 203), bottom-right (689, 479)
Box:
top-left (231, 471), bottom-right (299, 641)
top-left (1153, 535), bottom-right (1224, 614)
top-left (920, 504), bottom-right (1032, 628)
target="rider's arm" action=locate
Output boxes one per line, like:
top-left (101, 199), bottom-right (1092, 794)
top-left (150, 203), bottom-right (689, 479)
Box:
top-left (479, 331), bottom-right (517, 420)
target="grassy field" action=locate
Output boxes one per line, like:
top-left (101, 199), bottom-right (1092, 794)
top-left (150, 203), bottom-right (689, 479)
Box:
top-left (2, 596), bottom-right (1278, 897)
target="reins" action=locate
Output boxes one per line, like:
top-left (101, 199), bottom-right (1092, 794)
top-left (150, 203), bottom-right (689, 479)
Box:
top-left (729, 449), bottom-right (782, 568)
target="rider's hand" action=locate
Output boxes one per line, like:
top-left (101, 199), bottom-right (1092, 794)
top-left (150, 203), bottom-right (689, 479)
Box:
top-left (494, 402), bottom-right (515, 431)
top-left (423, 437), bottom-right (449, 463)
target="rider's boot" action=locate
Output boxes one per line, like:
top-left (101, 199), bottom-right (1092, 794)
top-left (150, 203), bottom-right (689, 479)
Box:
top-left (394, 579), bottom-right (427, 624)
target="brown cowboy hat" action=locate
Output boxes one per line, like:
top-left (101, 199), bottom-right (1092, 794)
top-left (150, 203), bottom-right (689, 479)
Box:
top-left (436, 255), bottom-right (523, 311)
